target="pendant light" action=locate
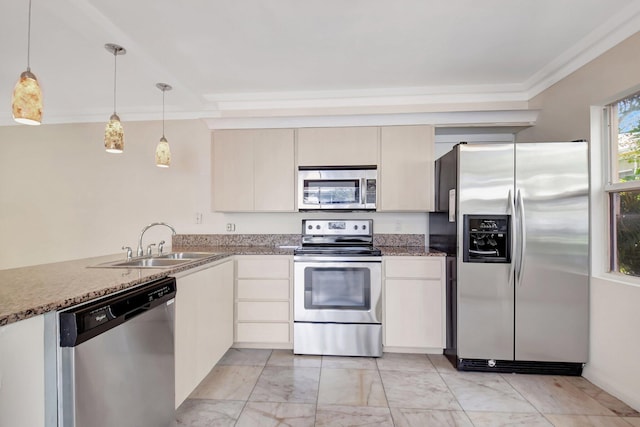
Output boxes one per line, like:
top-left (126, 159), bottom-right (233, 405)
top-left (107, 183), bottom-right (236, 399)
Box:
top-left (12, 0), bottom-right (43, 125)
top-left (155, 83), bottom-right (172, 168)
top-left (104, 43), bottom-right (126, 153)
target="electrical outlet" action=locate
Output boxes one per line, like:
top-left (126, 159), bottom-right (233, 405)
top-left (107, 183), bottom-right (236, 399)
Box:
top-left (194, 212), bottom-right (202, 224)
top-left (226, 223), bottom-right (236, 232)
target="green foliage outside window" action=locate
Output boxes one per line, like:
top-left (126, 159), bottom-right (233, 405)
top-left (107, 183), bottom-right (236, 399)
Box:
top-left (614, 92), bottom-right (640, 276)
top-left (615, 190), bottom-right (640, 276)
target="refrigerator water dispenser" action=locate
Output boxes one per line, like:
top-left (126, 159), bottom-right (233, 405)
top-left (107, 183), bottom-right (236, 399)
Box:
top-left (463, 215), bottom-right (510, 263)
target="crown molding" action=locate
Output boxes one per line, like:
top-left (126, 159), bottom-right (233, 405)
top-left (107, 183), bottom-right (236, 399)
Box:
top-left (525, 2), bottom-right (640, 99)
top-left (203, 85), bottom-right (530, 113)
top-left (203, 109), bottom-right (539, 131)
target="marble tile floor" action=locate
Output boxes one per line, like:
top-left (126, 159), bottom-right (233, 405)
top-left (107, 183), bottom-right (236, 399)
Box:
top-left (173, 349), bottom-right (640, 427)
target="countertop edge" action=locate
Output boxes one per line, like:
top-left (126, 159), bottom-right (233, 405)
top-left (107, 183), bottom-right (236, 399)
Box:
top-left (1, 246), bottom-right (443, 326)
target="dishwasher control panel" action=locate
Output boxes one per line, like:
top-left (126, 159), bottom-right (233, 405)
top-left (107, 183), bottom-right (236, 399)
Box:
top-left (59, 277), bottom-right (176, 347)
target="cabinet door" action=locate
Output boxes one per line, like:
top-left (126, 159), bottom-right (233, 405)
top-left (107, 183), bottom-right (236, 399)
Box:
top-left (379, 125), bottom-right (434, 212)
top-left (197, 261), bottom-right (234, 379)
top-left (297, 127), bottom-right (379, 166)
top-left (254, 129), bottom-right (295, 211)
top-left (175, 261), bottom-right (234, 407)
top-left (212, 130), bottom-right (255, 211)
top-left (385, 279), bottom-right (443, 348)
top-left (0, 315), bottom-right (45, 427)
top-left (175, 273), bottom-right (200, 407)
top-left (212, 129), bottom-right (295, 212)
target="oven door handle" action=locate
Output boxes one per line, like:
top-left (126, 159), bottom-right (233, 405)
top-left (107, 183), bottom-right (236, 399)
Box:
top-left (294, 256), bottom-right (382, 263)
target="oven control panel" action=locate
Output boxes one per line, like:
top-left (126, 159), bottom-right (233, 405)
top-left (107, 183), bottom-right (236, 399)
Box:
top-left (302, 219), bottom-right (373, 236)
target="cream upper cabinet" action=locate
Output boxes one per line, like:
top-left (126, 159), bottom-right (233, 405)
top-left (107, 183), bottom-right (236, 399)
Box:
top-left (212, 129), bottom-right (295, 212)
top-left (383, 256), bottom-right (445, 351)
top-left (379, 125), bottom-right (435, 212)
top-left (297, 127), bottom-right (379, 166)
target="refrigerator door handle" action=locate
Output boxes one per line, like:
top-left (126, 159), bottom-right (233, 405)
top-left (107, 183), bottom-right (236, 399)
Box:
top-left (508, 189), bottom-right (516, 286)
top-left (516, 189), bottom-right (527, 286)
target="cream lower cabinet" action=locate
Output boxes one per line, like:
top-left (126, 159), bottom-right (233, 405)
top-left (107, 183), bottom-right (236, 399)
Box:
top-left (379, 125), bottom-right (435, 212)
top-left (0, 315), bottom-right (45, 427)
top-left (383, 256), bottom-right (445, 352)
top-left (174, 259), bottom-right (234, 408)
top-left (235, 255), bottom-right (292, 348)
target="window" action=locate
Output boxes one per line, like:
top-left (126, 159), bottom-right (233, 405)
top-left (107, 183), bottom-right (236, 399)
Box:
top-left (607, 91), bottom-right (640, 276)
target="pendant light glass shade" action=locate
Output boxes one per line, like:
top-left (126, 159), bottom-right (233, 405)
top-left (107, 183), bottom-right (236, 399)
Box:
top-left (105, 113), bottom-right (124, 153)
top-left (104, 44), bottom-right (126, 153)
top-left (12, 0), bottom-right (42, 125)
top-left (155, 136), bottom-right (171, 167)
top-left (12, 70), bottom-right (43, 125)
top-left (155, 83), bottom-right (172, 168)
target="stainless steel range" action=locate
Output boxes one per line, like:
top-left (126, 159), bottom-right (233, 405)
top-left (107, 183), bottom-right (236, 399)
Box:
top-left (293, 219), bottom-right (382, 357)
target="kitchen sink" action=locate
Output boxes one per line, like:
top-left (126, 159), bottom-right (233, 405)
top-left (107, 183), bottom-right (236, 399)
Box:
top-left (156, 252), bottom-right (214, 260)
top-left (90, 252), bottom-right (217, 269)
top-left (107, 258), bottom-right (188, 268)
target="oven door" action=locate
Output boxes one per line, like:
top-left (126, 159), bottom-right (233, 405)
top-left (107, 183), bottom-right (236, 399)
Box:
top-left (294, 258), bottom-right (382, 323)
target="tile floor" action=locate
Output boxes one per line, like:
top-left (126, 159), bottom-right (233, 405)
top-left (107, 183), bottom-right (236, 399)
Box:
top-left (173, 349), bottom-right (640, 427)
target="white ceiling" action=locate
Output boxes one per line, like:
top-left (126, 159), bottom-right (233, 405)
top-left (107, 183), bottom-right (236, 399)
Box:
top-left (1, 0), bottom-right (640, 127)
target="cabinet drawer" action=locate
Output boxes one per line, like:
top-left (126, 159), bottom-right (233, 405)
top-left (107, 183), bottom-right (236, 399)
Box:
top-left (237, 301), bottom-right (290, 322)
top-left (385, 258), bottom-right (442, 279)
top-left (236, 323), bottom-right (290, 343)
top-left (237, 279), bottom-right (289, 300)
top-left (237, 258), bottom-right (290, 279)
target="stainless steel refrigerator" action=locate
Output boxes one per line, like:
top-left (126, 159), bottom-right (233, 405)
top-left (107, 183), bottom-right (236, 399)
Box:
top-left (429, 141), bottom-right (589, 375)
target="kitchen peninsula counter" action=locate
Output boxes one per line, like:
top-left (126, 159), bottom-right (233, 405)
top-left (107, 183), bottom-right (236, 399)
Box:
top-left (1, 237), bottom-right (442, 326)
top-left (0, 245), bottom-right (297, 327)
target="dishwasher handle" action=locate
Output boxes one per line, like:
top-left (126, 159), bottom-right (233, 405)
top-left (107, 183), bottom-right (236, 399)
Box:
top-left (59, 276), bottom-right (176, 347)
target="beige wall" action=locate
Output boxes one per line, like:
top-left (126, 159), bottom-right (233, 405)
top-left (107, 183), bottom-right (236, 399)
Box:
top-left (518, 31), bottom-right (640, 143)
top-left (517, 31), bottom-right (640, 410)
top-left (0, 119), bottom-right (214, 269)
top-left (0, 120), bottom-right (427, 269)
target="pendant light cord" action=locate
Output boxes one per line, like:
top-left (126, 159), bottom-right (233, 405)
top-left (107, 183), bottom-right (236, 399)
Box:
top-left (113, 51), bottom-right (117, 114)
top-left (162, 89), bottom-right (166, 138)
top-left (26, 0), bottom-right (32, 71)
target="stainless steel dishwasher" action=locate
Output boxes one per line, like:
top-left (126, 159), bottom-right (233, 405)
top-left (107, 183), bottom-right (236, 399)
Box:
top-left (57, 276), bottom-right (176, 427)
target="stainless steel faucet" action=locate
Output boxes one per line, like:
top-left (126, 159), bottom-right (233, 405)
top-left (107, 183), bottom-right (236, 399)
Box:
top-left (146, 243), bottom-right (156, 256)
top-left (122, 246), bottom-right (133, 260)
top-left (137, 222), bottom-right (177, 257)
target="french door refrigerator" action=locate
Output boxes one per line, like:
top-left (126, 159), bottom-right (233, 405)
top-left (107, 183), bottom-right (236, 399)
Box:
top-left (429, 141), bottom-right (589, 375)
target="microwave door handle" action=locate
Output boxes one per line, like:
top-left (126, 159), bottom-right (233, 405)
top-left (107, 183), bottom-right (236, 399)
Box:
top-left (361, 178), bottom-right (366, 205)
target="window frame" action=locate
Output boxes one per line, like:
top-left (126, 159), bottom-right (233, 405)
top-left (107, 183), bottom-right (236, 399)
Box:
top-left (604, 91), bottom-right (640, 277)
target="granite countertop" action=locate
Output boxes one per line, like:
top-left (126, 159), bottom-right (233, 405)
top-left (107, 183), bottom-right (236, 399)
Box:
top-left (175, 245), bottom-right (444, 257)
top-left (0, 252), bottom-right (226, 327)
top-left (377, 246), bottom-right (446, 256)
top-left (0, 243), bottom-right (441, 327)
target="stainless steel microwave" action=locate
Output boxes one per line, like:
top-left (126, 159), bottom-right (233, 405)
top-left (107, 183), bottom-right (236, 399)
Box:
top-left (297, 166), bottom-right (377, 211)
